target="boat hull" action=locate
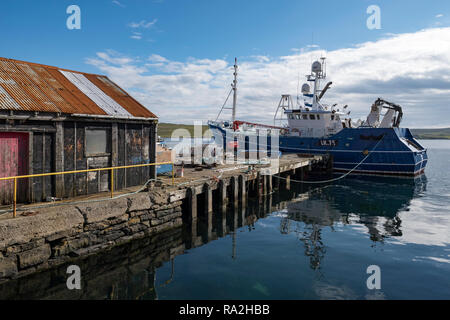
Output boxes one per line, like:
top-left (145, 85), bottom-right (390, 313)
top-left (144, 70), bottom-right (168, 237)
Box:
top-left (208, 125), bottom-right (428, 177)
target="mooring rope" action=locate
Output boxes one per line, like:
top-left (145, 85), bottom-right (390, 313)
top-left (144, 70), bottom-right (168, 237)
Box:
top-left (273, 134), bottom-right (386, 184)
top-left (0, 177), bottom-right (169, 216)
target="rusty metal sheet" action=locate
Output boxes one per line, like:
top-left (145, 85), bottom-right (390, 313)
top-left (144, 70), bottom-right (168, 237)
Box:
top-left (86, 75), bottom-right (156, 118)
top-left (0, 85), bottom-right (22, 111)
top-left (39, 66), bottom-right (107, 115)
top-left (0, 62), bottom-right (42, 111)
top-left (60, 70), bottom-right (132, 116)
top-left (0, 60), bottom-right (60, 112)
top-left (0, 57), bottom-right (156, 119)
top-left (16, 62), bottom-right (74, 114)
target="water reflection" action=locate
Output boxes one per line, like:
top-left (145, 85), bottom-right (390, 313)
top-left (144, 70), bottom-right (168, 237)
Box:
top-left (0, 175), bottom-right (428, 300)
top-left (279, 175), bottom-right (427, 271)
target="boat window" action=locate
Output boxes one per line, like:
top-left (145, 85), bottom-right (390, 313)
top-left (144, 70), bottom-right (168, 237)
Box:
top-left (331, 115), bottom-right (335, 120)
top-left (317, 114), bottom-right (320, 120)
top-left (336, 115), bottom-right (340, 120)
top-left (302, 114), bottom-right (308, 120)
top-left (295, 114), bottom-right (301, 119)
top-left (288, 114), bottom-right (294, 119)
top-left (309, 114), bottom-right (316, 120)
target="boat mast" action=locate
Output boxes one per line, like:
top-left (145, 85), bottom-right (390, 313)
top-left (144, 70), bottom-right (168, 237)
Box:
top-left (232, 57), bottom-right (238, 124)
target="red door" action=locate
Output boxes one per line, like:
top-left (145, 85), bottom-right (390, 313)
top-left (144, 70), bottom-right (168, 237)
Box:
top-left (0, 132), bottom-right (29, 204)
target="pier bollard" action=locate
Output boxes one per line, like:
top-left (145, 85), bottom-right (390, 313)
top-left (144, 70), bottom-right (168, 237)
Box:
top-left (284, 174), bottom-right (291, 190)
top-left (230, 203), bottom-right (238, 232)
top-left (218, 207), bottom-right (227, 237)
top-left (231, 176), bottom-right (239, 206)
top-left (187, 187), bottom-right (197, 221)
top-left (185, 218), bottom-right (198, 249)
top-left (262, 174), bottom-right (267, 195)
top-left (274, 174), bottom-right (280, 190)
top-left (219, 180), bottom-right (227, 212)
top-left (238, 205), bottom-right (247, 228)
top-left (256, 173), bottom-right (262, 197)
top-left (238, 175), bottom-right (246, 203)
top-left (267, 174), bottom-right (273, 194)
top-left (204, 183), bottom-right (213, 215)
top-left (267, 194), bottom-right (273, 214)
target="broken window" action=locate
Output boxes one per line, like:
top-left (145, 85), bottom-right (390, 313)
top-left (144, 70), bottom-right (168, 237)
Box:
top-left (85, 128), bottom-right (109, 156)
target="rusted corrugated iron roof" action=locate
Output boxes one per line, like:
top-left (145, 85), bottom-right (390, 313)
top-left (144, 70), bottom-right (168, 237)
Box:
top-left (0, 57), bottom-right (157, 119)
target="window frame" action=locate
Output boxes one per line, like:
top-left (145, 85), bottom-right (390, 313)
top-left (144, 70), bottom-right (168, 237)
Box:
top-left (84, 127), bottom-right (111, 157)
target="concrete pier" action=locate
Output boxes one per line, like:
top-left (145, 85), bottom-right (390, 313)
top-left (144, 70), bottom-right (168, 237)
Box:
top-left (0, 154), bottom-right (329, 283)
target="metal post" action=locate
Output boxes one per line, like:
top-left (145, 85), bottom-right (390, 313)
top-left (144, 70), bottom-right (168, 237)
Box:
top-left (110, 168), bottom-right (114, 198)
top-left (232, 58), bottom-right (238, 124)
top-left (13, 178), bottom-right (17, 218)
top-left (172, 163), bottom-right (175, 186)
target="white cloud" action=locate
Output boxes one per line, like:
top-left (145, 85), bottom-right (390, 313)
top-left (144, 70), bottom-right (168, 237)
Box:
top-left (436, 14), bottom-right (444, 18)
top-left (112, 0), bottom-right (125, 7)
top-left (130, 32), bottom-right (142, 40)
top-left (86, 27), bottom-right (450, 127)
top-left (128, 19), bottom-right (158, 29)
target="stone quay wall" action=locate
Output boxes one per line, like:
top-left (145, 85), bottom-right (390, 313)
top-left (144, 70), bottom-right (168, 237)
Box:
top-left (0, 190), bottom-right (182, 283)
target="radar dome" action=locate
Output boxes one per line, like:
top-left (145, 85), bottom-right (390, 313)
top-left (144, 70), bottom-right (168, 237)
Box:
top-left (312, 61), bottom-right (322, 74)
top-left (301, 83), bottom-right (311, 94)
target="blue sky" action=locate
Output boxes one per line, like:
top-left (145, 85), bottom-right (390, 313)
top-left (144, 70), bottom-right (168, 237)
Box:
top-left (1, 0), bottom-right (449, 127)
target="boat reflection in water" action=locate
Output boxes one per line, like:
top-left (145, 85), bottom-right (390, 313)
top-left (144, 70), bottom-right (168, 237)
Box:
top-left (280, 175), bottom-right (427, 271)
top-left (0, 175), bottom-right (427, 300)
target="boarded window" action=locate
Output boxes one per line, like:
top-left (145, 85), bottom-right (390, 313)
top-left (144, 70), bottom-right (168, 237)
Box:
top-left (85, 129), bottom-right (108, 156)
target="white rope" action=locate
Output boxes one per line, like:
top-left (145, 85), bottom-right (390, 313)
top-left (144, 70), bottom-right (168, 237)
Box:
top-left (0, 177), bottom-right (169, 215)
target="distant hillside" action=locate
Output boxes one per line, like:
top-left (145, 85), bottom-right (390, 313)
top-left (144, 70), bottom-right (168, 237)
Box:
top-left (157, 123), bottom-right (211, 138)
top-left (157, 123), bottom-right (450, 139)
top-left (411, 128), bottom-right (450, 140)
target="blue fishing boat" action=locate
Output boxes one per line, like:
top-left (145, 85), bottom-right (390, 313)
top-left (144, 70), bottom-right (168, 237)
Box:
top-left (208, 58), bottom-right (427, 176)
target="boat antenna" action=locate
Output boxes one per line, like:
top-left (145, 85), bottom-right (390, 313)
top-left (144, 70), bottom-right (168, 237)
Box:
top-left (296, 47), bottom-right (302, 107)
top-left (232, 57), bottom-right (238, 124)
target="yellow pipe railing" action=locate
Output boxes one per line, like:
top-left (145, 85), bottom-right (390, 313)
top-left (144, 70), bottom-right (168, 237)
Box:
top-left (0, 161), bottom-right (175, 218)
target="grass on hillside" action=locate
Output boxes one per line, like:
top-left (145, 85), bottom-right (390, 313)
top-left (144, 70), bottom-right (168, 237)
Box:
top-left (158, 123), bottom-right (450, 139)
top-left (411, 128), bottom-right (450, 140)
top-left (157, 123), bottom-right (212, 138)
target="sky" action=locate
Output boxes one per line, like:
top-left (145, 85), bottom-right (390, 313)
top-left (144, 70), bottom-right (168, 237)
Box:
top-left (0, 0), bottom-right (449, 127)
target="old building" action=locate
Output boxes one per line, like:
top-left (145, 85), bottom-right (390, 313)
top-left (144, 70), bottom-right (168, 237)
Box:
top-left (0, 57), bottom-right (158, 204)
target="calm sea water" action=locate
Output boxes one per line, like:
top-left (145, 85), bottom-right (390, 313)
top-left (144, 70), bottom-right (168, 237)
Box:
top-left (1, 140), bottom-right (449, 300)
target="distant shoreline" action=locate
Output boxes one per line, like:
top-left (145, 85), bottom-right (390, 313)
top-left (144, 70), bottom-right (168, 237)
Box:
top-left (157, 123), bottom-right (450, 139)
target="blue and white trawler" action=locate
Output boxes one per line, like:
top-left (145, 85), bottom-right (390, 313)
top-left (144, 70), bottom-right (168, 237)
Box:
top-left (208, 58), bottom-right (428, 176)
